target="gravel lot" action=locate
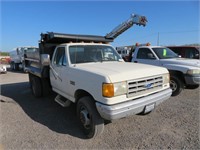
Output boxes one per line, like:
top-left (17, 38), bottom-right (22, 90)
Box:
top-left (0, 70), bottom-right (199, 149)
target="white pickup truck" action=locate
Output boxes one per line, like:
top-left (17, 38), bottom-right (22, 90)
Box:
top-left (131, 46), bottom-right (200, 96)
top-left (25, 32), bottom-right (172, 138)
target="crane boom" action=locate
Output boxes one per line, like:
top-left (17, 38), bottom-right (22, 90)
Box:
top-left (105, 13), bottom-right (147, 40)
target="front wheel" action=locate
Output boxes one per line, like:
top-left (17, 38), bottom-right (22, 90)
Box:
top-left (77, 96), bottom-right (104, 138)
top-left (170, 75), bottom-right (184, 96)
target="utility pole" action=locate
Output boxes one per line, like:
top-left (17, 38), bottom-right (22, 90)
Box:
top-left (157, 32), bottom-right (160, 46)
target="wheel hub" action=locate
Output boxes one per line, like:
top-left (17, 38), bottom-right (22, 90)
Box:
top-left (80, 109), bottom-right (90, 127)
top-left (170, 80), bottom-right (177, 92)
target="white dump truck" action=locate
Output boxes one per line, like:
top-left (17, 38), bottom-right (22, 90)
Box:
top-left (10, 46), bottom-right (38, 71)
top-left (25, 14), bottom-right (172, 138)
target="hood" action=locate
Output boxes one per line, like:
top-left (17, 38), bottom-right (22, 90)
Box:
top-left (161, 58), bottom-right (200, 68)
top-left (75, 62), bottom-right (168, 82)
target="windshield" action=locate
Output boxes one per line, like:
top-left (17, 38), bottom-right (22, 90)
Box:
top-left (152, 47), bottom-right (179, 59)
top-left (69, 45), bottom-right (121, 64)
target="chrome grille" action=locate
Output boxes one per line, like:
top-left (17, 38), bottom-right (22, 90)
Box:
top-left (127, 76), bottom-right (163, 98)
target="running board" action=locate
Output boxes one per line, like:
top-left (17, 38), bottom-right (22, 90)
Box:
top-left (55, 95), bottom-right (71, 107)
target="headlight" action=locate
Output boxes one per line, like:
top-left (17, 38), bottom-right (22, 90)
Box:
top-left (102, 82), bottom-right (127, 97)
top-left (187, 69), bottom-right (200, 75)
top-left (163, 73), bottom-right (170, 84)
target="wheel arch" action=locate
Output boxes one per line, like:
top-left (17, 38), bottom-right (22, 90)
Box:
top-left (169, 70), bottom-right (186, 85)
top-left (74, 89), bottom-right (95, 103)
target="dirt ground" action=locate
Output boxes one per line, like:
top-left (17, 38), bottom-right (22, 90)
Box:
top-left (0, 71), bottom-right (199, 149)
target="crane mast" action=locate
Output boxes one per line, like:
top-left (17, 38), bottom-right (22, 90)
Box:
top-left (105, 14), bottom-right (147, 40)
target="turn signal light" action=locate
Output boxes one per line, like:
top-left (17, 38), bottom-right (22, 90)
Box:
top-left (102, 83), bottom-right (114, 97)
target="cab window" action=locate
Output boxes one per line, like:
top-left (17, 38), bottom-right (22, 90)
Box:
top-left (53, 47), bottom-right (67, 66)
top-left (184, 48), bottom-right (199, 59)
top-left (137, 48), bottom-right (155, 59)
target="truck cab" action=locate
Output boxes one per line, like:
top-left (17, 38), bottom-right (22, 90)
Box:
top-left (131, 46), bottom-right (200, 96)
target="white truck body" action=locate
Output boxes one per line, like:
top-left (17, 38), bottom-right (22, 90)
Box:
top-left (131, 46), bottom-right (200, 96)
top-left (10, 46), bottom-right (38, 71)
top-left (9, 50), bottom-right (21, 63)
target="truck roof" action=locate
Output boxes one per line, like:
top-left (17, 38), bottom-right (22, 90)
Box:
top-left (40, 32), bottom-right (113, 44)
top-left (135, 46), bottom-right (164, 49)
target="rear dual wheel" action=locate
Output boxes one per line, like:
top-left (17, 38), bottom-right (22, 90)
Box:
top-left (30, 75), bottom-right (42, 98)
top-left (29, 73), bottom-right (51, 97)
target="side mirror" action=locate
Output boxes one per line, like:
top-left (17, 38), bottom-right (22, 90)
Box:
top-left (194, 54), bottom-right (199, 59)
top-left (147, 53), bottom-right (155, 59)
top-left (41, 54), bottom-right (50, 66)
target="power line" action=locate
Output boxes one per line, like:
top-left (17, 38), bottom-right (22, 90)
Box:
top-left (158, 29), bottom-right (199, 34)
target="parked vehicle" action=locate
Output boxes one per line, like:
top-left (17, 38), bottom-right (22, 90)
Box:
top-left (131, 45), bottom-right (200, 96)
top-left (116, 46), bottom-right (132, 61)
top-left (167, 46), bottom-right (200, 59)
top-left (25, 14), bottom-right (172, 138)
top-left (117, 43), bottom-right (151, 62)
top-left (10, 46), bottom-right (38, 71)
top-left (0, 64), bottom-right (7, 74)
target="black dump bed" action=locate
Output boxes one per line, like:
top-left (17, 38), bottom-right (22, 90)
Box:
top-left (39, 32), bottom-right (114, 57)
top-left (41, 32), bottom-right (113, 44)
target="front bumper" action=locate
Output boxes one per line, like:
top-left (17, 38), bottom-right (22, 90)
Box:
top-left (96, 88), bottom-right (172, 120)
top-left (184, 74), bottom-right (200, 85)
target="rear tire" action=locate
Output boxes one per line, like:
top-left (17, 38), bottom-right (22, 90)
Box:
top-left (14, 63), bottom-right (19, 71)
top-left (170, 75), bottom-right (183, 96)
top-left (77, 96), bottom-right (104, 138)
top-left (30, 75), bottom-right (42, 97)
top-left (10, 62), bottom-right (14, 70)
top-left (28, 73), bottom-right (33, 88)
top-left (41, 78), bottom-right (52, 96)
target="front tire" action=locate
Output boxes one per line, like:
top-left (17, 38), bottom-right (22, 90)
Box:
top-left (77, 96), bottom-right (104, 138)
top-left (170, 75), bottom-right (183, 96)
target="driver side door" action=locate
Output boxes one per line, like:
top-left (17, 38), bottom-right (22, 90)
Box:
top-left (135, 48), bottom-right (160, 66)
top-left (50, 47), bottom-right (67, 93)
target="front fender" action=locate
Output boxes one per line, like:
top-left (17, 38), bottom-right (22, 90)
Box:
top-left (162, 64), bottom-right (191, 74)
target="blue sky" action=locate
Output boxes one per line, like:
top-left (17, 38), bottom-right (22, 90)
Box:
top-left (1, 1), bottom-right (199, 52)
